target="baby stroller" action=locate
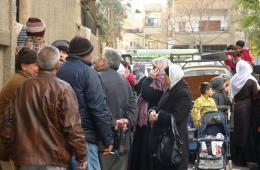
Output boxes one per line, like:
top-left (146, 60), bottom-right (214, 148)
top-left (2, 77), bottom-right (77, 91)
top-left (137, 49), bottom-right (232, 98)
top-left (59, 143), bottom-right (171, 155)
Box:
top-left (194, 106), bottom-right (231, 170)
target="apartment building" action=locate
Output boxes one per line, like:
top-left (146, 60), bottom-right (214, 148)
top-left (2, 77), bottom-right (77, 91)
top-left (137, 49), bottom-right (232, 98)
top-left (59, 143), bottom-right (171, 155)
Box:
top-left (170, 0), bottom-right (244, 52)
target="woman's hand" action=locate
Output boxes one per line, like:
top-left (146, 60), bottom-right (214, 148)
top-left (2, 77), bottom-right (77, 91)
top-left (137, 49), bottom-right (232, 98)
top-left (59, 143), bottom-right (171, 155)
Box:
top-left (149, 68), bottom-right (160, 79)
top-left (149, 110), bottom-right (158, 124)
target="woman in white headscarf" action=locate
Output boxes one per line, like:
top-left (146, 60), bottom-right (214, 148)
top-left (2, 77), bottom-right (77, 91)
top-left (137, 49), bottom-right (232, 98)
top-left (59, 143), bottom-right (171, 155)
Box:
top-left (148, 64), bottom-right (192, 170)
top-left (230, 60), bottom-right (260, 166)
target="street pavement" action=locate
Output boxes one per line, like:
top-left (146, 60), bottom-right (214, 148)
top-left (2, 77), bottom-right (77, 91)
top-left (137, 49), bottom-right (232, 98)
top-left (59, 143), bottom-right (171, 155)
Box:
top-left (188, 163), bottom-right (250, 170)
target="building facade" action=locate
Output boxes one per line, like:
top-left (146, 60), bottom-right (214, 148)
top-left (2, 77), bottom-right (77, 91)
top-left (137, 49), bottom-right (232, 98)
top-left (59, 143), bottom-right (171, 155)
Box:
top-left (120, 3), bottom-right (168, 50)
top-left (0, 0), bottom-right (100, 88)
top-left (170, 0), bottom-right (244, 52)
top-left (143, 4), bottom-right (168, 49)
top-left (120, 0), bottom-right (244, 52)
top-left (0, 0), bottom-right (17, 88)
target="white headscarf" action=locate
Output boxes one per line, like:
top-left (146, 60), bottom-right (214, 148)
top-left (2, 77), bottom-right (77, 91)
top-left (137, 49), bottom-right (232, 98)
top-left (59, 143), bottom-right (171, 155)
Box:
top-left (169, 64), bottom-right (184, 88)
top-left (230, 60), bottom-right (260, 98)
top-left (117, 63), bottom-right (125, 76)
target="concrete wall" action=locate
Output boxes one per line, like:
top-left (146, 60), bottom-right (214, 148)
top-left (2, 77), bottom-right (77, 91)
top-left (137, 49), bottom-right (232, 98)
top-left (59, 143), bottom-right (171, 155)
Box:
top-left (20, 0), bottom-right (100, 57)
top-left (0, 0), bottom-right (16, 88)
top-left (28, 0), bottom-right (81, 43)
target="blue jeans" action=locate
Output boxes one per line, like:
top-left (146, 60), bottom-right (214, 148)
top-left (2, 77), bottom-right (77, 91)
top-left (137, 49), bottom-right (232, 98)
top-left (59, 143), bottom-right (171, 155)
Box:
top-left (68, 143), bottom-right (101, 170)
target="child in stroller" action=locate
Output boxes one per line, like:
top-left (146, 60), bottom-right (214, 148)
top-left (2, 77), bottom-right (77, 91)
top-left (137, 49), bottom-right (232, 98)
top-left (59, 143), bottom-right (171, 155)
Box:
top-left (191, 82), bottom-right (218, 127)
top-left (189, 82), bottom-right (231, 169)
top-left (194, 108), bottom-right (231, 170)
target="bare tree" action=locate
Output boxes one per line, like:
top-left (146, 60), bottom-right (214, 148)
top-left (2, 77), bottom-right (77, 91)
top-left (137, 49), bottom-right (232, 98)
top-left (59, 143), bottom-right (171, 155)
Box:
top-left (170, 0), bottom-right (231, 52)
top-left (96, 0), bottom-right (124, 48)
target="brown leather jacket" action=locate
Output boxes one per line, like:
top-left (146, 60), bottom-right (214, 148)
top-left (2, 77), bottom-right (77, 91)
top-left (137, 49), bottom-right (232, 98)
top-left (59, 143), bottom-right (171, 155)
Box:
top-left (4, 71), bottom-right (87, 167)
top-left (0, 72), bottom-right (29, 116)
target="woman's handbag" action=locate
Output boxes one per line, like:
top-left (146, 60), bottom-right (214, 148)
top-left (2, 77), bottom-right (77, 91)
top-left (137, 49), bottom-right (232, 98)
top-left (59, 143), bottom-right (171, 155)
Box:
top-left (156, 114), bottom-right (183, 166)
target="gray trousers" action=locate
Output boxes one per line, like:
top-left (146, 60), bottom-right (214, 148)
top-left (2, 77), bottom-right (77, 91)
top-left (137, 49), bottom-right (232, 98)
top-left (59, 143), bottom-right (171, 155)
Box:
top-left (99, 152), bottom-right (128, 170)
top-left (19, 166), bottom-right (66, 170)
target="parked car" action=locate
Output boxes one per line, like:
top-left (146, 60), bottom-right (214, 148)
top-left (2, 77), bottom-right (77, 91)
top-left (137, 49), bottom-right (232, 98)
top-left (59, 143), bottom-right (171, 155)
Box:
top-left (181, 55), bottom-right (232, 100)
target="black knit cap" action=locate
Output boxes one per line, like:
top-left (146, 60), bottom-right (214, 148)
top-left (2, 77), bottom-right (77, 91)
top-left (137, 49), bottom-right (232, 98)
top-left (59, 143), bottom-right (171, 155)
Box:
top-left (52, 40), bottom-right (69, 53)
top-left (15, 47), bottom-right (37, 71)
top-left (69, 36), bottom-right (94, 56)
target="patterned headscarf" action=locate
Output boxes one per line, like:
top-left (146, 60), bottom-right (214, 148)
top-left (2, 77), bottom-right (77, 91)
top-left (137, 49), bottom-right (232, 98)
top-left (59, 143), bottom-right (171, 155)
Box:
top-left (137, 57), bottom-right (172, 127)
top-left (151, 57), bottom-right (172, 75)
top-left (150, 57), bottom-right (172, 91)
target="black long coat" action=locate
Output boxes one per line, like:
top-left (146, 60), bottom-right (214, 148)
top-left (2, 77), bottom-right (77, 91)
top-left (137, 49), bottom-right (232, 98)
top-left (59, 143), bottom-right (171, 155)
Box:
top-left (128, 77), bottom-right (164, 170)
top-left (233, 79), bottom-right (258, 147)
top-left (232, 79), bottom-right (258, 163)
top-left (247, 91), bottom-right (260, 163)
top-left (152, 79), bottom-right (193, 170)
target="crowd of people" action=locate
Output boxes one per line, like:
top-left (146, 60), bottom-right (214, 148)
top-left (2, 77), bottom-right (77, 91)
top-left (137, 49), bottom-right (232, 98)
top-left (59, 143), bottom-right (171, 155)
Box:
top-left (0, 17), bottom-right (259, 170)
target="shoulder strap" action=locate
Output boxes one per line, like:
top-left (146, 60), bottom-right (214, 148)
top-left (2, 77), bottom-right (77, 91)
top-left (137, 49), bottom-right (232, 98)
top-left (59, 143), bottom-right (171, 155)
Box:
top-left (171, 115), bottom-right (181, 140)
top-left (158, 90), bottom-right (170, 109)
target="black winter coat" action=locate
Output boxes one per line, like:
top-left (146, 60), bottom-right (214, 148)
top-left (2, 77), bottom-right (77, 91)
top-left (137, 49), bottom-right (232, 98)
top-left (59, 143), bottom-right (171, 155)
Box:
top-left (128, 77), bottom-right (164, 170)
top-left (141, 77), bottom-right (164, 109)
top-left (57, 56), bottom-right (113, 147)
top-left (134, 76), bottom-right (146, 96)
top-left (153, 79), bottom-right (192, 170)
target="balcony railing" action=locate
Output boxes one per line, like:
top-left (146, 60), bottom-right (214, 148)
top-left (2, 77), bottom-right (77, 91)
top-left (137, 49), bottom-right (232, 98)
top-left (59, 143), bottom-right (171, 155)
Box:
top-left (143, 27), bottom-right (162, 34)
top-left (175, 27), bottom-right (230, 33)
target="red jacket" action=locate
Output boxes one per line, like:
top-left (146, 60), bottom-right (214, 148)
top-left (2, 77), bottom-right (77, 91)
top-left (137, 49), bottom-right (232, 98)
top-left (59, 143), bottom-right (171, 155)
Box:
top-left (239, 48), bottom-right (255, 65)
top-left (225, 49), bottom-right (255, 70)
top-left (126, 73), bottom-right (137, 86)
top-left (225, 52), bottom-right (236, 70)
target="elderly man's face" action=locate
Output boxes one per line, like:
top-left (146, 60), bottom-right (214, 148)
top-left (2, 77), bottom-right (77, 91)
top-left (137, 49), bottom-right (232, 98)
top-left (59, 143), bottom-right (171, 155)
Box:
top-left (21, 62), bottom-right (39, 77)
top-left (94, 58), bottom-right (106, 72)
top-left (59, 50), bottom-right (68, 62)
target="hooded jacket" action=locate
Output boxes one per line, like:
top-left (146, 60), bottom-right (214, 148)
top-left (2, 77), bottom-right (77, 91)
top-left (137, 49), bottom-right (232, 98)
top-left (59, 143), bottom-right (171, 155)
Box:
top-left (211, 76), bottom-right (231, 107)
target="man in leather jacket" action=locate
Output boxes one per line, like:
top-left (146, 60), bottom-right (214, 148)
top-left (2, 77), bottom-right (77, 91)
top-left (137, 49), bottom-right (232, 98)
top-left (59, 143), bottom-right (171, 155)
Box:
top-left (2, 45), bottom-right (87, 170)
top-left (0, 47), bottom-right (39, 170)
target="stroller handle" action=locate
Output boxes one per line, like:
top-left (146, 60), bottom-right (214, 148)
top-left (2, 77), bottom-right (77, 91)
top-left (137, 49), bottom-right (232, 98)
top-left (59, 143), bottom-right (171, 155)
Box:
top-left (197, 105), bottom-right (231, 123)
top-left (217, 105), bottom-right (231, 110)
top-left (198, 138), bottom-right (225, 143)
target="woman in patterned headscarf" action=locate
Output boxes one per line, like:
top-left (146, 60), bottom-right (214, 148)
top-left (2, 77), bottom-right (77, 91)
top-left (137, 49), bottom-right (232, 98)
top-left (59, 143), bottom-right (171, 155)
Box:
top-left (128, 57), bottom-right (172, 170)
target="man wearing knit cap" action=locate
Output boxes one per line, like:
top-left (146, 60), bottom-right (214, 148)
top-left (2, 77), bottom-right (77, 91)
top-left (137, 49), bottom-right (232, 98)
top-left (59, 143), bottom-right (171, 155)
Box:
top-left (1, 46), bottom-right (87, 170)
top-left (0, 47), bottom-right (39, 170)
top-left (22, 17), bottom-right (46, 51)
top-left (52, 40), bottom-right (70, 62)
top-left (58, 36), bottom-right (113, 170)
